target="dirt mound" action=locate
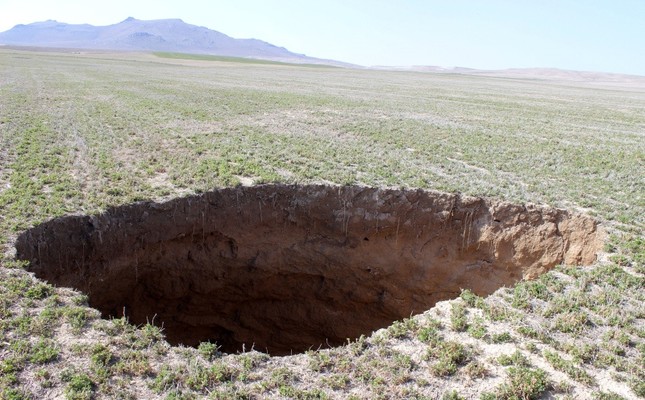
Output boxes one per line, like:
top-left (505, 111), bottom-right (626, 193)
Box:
top-left (15, 185), bottom-right (603, 355)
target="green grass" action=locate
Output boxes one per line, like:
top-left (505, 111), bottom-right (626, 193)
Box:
top-left (0, 47), bottom-right (643, 399)
top-left (495, 366), bottom-right (550, 400)
top-left (153, 51), bottom-right (293, 64)
top-left (543, 349), bottom-right (596, 385)
top-left (153, 51), bottom-right (339, 68)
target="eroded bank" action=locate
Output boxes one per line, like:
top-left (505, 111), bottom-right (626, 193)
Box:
top-left (15, 185), bottom-right (603, 355)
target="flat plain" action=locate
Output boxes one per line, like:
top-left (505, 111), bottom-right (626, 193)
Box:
top-left (0, 48), bottom-right (643, 399)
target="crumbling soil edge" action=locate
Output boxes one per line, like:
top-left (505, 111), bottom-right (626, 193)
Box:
top-left (14, 184), bottom-right (604, 355)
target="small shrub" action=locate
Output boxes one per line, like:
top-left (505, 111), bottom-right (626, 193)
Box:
top-left (90, 344), bottom-right (112, 367)
top-left (427, 341), bottom-right (469, 377)
top-left (113, 350), bottom-right (152, 376)
top-left (388, 317), bottom-right (419, 338)
top-left (490, 332), bottom-right (513, 344)
top-left (553, 311), bottom-right (589, 333)
top-left (497, 351), bottom-right (530, 367)
top-left (516, 326), bottom-right (541, 340)
top-left (63, 307), bottom-right (91, 333)
top-left (431, 357), bottom-right (458, 377)
top-left (630, 379), bottom-right (645, 397)
top-left (136, 323), bottom-right (164, 348)
top-left (592, 391), bottom-right (627, 400)
top-left (198, 341), bottom-right (221, 360)
top-left (525, 342), bottom-right (538, 353)
top-left (322, 373), bottom-right (350, 390)
top-left (0, 357), bottom-right (22, 386)
top-left (150, 366), bottom-right (181, 393)
top-left (467, 317), bottom-right (487, 339)
top-left (265, 367), bottom-right (296, 389)
top-left (64, 373), bottom-right (93, 400)
top-left (417, 326), bottom-right (440, 343)
top-left (543, 350), bottom-right (595, 385)
top-left (463, 361), bottom-right (489, 379)
top-left (450, 303), bottom-right (468, 332)
top-left (496, 366), bottom-right (549, 400)
top-left (565, 342), bottom-right (598, 364)
top-left (442, 390), bottom-right (465, 400)
top-left (485, 303), bottom-right (516, 322)
top-left (25, 283), bottom-right (53, 300)
top-left (29, 339), bottom-right (59, 364)
top-left (308, 351), bottom-right (333, 372)
top-left (72, 294), bottom-right (89, 306)
top-left (460, 289), bottom-right (485, 308)
top-left (2, 388), bottom-right (31, 400)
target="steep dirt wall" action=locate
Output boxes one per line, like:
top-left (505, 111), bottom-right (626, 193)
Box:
top-left (15, 185), bottom-right (603, 355)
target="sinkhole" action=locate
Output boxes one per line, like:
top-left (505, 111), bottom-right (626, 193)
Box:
top-left (15, 185), bottom-right (603, 355)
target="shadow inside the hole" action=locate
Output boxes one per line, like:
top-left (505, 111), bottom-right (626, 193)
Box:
top-left (14, 184), bottom-right (602, 355)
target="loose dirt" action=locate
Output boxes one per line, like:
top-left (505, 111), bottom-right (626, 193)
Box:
top-left (15, 185), bottom-right (603, 355)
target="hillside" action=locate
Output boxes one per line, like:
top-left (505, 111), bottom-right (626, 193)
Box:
top-left (0, 17), bottom-right (333, 64)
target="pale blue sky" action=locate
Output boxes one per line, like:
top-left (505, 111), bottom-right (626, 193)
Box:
top-left (1, 0), bottom-right (644, 75)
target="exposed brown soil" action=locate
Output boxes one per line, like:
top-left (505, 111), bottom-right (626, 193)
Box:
top-left (15, 185), bottom-right (603, 355)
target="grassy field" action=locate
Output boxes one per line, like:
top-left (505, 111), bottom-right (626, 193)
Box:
top-left (0, 48), bottom-right (643, 399)
top-left (152, 52), bottom-right (338, 68)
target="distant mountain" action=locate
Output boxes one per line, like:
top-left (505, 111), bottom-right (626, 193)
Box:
top-left (0, 17), bottom-right (344, 65)
top-left (467, 68), bottom-right (645, 85)
top-left (371, 65), bottom-right (645, 86)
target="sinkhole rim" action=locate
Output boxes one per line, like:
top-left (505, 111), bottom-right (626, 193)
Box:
top-left (14, 184), bottom-right (604, 356)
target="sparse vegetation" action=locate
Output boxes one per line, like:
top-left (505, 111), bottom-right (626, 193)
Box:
top-left (0, 48), bottom-right (643, 398)
top-left (495, 366), bottom-right (550, 400)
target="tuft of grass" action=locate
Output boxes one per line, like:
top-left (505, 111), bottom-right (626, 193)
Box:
top-left (307, 351), bottom-right (334, 373)
top-left (442, 390), bottom-right (465, 400)
top-left (467, 317), bottom-right (487, 339)
top-left (113, 350), bottom-right (152, 376)
top-left (552, 310), bottom-right (591, 333)
top-left (631, 380), bottom-right (645, 397)
top-left (150, 366), bottom-right (181, 394)
top-left (387, 317), bottom-right (419, 338)
top-left (543, 350), bottom-right (595, 386)
top-left (592, 391), bottom-right (628, 400)
top-left (197, 341), bottom-right (221, 361)
top-left (417, 319), bottom-right (442, 344)
top-left (495, 366), bottom-right (550, 400)
top-left (490, 332), bottom-right (514, 344)
top-left (62, 307), bottom-right (95, 333)
top-left (62, 372), bottom-right (94, 400)
top-left (460, 289), bottom-right (486, 308)
top-left (426, 340), bottom-right (470, 377)
top-left (1, 387), bottom-right (32, 400)
top-left (24, 282), bottom-right (53, 300)
top-left (497, 351), bottom-right (530, 367)
top-left (29, 339), bottom-right (59, 364)
top-left (450, 302), bottom-right (468, 332)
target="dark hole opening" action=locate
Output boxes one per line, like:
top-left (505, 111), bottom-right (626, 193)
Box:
top-left (15, 185), bottom-right (601, 355)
